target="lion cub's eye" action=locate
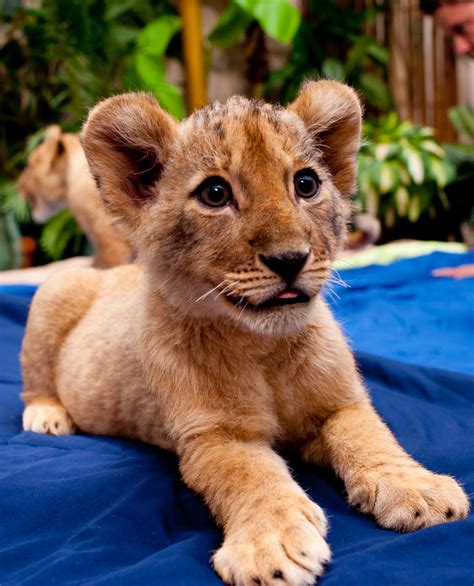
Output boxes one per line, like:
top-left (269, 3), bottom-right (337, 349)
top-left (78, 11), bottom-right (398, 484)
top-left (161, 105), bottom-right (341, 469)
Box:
top-left (294, 169), bottom-right (321, 200)
top-left (195, 177), bottom-right (233, 209)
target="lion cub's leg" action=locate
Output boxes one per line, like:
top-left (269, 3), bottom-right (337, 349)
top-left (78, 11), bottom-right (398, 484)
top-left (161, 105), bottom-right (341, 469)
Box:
top-left (179, 432), bottom-right (330, 586)
top-left (302, 402), bottom-right (469, 531)
top-left (21, 268), bottom-right (100, 436)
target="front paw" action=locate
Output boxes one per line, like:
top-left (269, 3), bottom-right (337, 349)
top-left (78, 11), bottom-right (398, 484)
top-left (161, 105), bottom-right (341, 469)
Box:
top-left (23, 401), bottom-right (75, 436)
top-left (213, 497), bottom-right (330, 586)
top-left (348, 465), bottom-right (469, 531)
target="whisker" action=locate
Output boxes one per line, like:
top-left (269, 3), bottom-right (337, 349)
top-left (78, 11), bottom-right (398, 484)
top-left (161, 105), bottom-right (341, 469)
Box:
top-left (194, 279), bottom-right (234, 303)
top-left (326, 276), bottom-right (346, 289)
top-left (331, 268), bottom-right (350, 289)
top-left (236, 298), bottom-right (250, 321)
top-left (323, 280), bottom-right (340, 301)
top-left (215, 282), bottom-right (240, 299)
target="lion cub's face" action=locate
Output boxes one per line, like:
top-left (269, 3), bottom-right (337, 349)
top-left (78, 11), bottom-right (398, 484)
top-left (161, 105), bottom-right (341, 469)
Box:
top-left (17, 126), bottom-right (68, 223)
top-left (82, 81), bottom-right (362, 335)
top-left (149, 101), bottom-right (346, 334)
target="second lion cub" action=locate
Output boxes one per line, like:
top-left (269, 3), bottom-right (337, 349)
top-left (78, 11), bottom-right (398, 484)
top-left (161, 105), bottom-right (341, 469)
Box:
top-left (21, 81), bottom-right (468, 586)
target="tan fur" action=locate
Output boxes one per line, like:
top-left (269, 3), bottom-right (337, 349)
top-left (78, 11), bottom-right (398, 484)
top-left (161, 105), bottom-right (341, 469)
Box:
top-left (21, 81), bottom-right (469, 586)
top-left (17, 125), bottom-right (132, 268)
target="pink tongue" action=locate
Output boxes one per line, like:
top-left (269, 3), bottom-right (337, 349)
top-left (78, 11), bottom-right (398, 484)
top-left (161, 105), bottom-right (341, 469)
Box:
top-left (276, 289), bottom-right (300, 299)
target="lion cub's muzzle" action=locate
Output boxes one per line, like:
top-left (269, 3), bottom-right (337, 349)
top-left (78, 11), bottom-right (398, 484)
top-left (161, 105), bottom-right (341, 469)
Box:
top-left (226, 249), bottom-right (313, 312)
top-left (259, 251), bottom-right (309, 284)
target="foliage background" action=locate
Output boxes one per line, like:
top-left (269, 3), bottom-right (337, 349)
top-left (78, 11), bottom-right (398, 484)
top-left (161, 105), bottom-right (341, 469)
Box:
top-left (0, 0), bottom-right (472, 268)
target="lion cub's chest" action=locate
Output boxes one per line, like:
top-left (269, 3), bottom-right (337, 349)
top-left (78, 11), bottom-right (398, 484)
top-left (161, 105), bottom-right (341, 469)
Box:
top-left (263, 365), bottom-right (326, 445)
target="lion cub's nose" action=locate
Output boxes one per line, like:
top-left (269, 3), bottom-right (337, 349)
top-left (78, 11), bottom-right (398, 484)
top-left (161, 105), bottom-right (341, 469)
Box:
top-left (259, 251), bottom-right (309, 283)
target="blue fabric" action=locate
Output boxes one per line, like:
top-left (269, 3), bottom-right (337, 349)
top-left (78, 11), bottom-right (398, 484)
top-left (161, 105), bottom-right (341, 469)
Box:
top-left (0, 252), bottom-right (473, 585)
top-left (328, 251), bottom-right (474, 376)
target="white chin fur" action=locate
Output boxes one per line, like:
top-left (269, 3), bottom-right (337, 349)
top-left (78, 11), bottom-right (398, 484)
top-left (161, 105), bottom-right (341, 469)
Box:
top-left (230, 299), bottom-right (318, 337)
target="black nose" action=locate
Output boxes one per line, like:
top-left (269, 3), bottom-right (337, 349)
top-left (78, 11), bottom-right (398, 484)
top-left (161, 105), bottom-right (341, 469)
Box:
top-left (259, 251), bottom-right (309, 283)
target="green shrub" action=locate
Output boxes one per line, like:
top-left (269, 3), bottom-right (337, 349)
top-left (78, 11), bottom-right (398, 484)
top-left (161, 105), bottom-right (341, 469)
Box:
top-left (0, 0), bottom-right (182, 266)
top-left (358, 113), bottom-right (456, 227)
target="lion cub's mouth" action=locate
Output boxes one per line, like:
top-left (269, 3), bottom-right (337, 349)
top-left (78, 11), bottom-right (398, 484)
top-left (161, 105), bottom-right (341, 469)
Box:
top-left (226, 288), bottom-right (310, 311)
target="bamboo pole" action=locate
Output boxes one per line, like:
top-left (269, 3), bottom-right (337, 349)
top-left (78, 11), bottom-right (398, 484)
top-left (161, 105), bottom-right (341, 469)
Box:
top-left (180, 0), bottom-right (208, 114)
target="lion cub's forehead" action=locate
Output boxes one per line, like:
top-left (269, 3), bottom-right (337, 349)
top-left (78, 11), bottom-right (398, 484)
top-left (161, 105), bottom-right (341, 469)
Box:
top-left (175, 96), bottom-right (316, 173)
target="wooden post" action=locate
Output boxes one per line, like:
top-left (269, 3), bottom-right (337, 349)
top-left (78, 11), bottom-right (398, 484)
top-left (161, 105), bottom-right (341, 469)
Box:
top-left (180, 0), bottom-right (208, 114)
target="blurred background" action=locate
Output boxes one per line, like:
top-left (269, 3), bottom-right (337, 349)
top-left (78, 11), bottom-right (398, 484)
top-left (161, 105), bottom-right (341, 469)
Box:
top-left (1, 0), bottom-right (473, 270)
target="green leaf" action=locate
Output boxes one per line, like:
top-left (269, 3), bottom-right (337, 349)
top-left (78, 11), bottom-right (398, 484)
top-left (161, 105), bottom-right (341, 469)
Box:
top-left (0, 210), bottom-right (22, 270)
top-left (442, 158), bottom-right (456, 184)
top-left (365, 40), bottom-right (389, 66)
top-left (420, 140), bottom-right (445, 158)
top-left (401, 141), bottom-right (424, 184)
top-left (234, 0), bottom-right (301, 44)
top-left (374, 142), bottom-right (397, 160)
top-left (359, 72), bottom-right (391, 111)
top-left (208, 3), bottom-right (253, 48)
top-left (365, 183), bottom-right (379, 215)
top-left (380, 162), bottom-right (395, 193)
top-left (137, 15), bottom-right (182, 57)
top-left (449, 104), bottom-right (474, 139)
top-left (40, 209), bottom-right (83, 261)
top-left (429, 157), bottom-right (448, 188)
top-left (11, 193), bottom-right (31, 223)
top-left (321, 58), bottom-right (345, 81)
top-left (367, 159), bottom-right (384, 190)
top-left (151, 81), bottom-right (185, 120)
top-left (346, 37), bottom-right (369, 74)
top-left (443, 143), bottom-right (474, 165)
top-left (393, 120), bottom-right (414, 139)
top-left (438, 189), bottom-right (450, 210)
top-left (384, 112), bottom-right (399, 132)
top-left (394, 185), bottom-right (409, 216)
top-left (408, 194), bottom-right (421, 222)
top-left (134, 52), bottom-right (165, 84)
top-left (393, 161), bottom-right (411, 184)
top-left (105, 0), bottom-right (142, 22)
top-left (133, 53), bottom-right (184, 119)
top-left (110, 24), bottom-right (140, 47)
top-left (384, 206), bottom-right (395, 228)
top-left (416, 126), bottom-right (435, 139)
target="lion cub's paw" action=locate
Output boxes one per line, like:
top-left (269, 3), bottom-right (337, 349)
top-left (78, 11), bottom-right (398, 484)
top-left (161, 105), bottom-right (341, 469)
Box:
top-left (348, 467), bottom-right (469, 532)
top-left (213, 498), bottom-right (330, 586)
top-left (23, 402), bottom-right (75, 436)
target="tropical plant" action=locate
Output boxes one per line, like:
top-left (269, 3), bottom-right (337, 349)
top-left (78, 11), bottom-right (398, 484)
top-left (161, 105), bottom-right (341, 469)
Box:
top-left (129, 12), bottom-right (185, 119)
top-left (208, 0), bottom-right (302, 98)
top-left (39, 210), bottom-right (88, 261)
top-left (0, 179), bottom-right (24, 270)
top-left (358, 113), bottom-right (456, 227)
top-left (449, 104), bottom-right (474, 141)
top-left (444, 104), bottom-right (474, 243)
top-left (0, 0), bottom-right (183, 265)
top-left (209, 0), bottom-right (301, 47)
top-left (266, 0), bottom-right (391, 110)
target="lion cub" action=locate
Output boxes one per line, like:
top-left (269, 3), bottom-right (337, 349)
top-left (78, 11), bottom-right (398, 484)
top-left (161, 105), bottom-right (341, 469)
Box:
top-left (21, 81), bottom-right (468, 586)
top-left (18, 125), bottom-right (132, 268)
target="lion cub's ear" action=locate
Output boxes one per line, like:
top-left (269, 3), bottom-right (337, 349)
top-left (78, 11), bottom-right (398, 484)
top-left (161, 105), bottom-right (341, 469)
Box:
top-left (288, 80), bottom-right (362, 196)
top-left (41, 125), bottom-right (65, 166)
top-left (81, 93), bottom-right (177, 229)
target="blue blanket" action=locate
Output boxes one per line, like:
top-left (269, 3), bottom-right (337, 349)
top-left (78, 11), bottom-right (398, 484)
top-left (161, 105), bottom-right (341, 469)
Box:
top-left (1, 252), bottom-right (473, 585)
